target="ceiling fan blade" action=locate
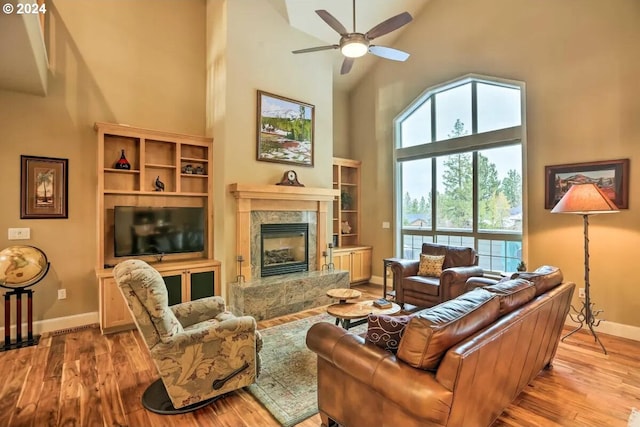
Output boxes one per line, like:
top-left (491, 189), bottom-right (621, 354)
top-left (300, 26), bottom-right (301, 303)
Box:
top-left (316, 10), bottom-right (348, 35)
top-left (365, 12), bottom-right (412, 40)
top-left (340, 57), bottom-right (355, 75)
top-left (292, 45), bottom-right (339, 54)
top-left (369, 45), bottom-right (410, 62)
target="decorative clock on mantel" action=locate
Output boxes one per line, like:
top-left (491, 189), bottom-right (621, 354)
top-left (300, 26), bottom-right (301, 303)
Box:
top-left (276, 170), bottom-right (304, 187)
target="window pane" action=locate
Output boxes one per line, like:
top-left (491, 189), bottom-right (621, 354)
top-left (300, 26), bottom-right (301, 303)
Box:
top-left (401, 159), bottom-right (432, 230)
top-left (436, 154), bottom-right (472, 231)
top-left (435, 83), bottom-right (472, 141)
top-left (436, 235), bottom-right (475, 248)
top-left (477, 83), bottom-right (521, 133)
top-left (477, 145), bottom-right (522, 232)
top-left (477, 237), bottom-right (522, 272)
top-left (505, 241), bottom-right (523, 270)
top-left (401, 234), bottom-right (433, 259)
top-left (400, 99), bottom-right (431, 148)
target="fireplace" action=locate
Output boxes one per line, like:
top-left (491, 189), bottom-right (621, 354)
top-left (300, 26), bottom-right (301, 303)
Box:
top-left (260, 223), bottom-right (309, 277)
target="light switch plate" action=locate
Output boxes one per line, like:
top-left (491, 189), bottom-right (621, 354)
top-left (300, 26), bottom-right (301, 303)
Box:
top-left (8, 228), bottom-right (30, 240)
top-left (382, 222), bottom-right (390, 229)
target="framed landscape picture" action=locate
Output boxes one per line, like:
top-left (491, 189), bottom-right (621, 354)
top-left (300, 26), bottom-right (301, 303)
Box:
top-left (20, 155), bottom-right (69, 219)
top-left (256, 90), bottom-right (314, 167)
top-left (545, 159), bottom-right (629, 209)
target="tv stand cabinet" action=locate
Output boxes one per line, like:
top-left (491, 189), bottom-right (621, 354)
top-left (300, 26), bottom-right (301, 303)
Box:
top-left (94, 123), bottom-right (219, 334)
top-left (96, 259), bottom-right (221, 334)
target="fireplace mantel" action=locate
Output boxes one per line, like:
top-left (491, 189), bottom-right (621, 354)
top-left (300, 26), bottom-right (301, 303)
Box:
top-left (229, 183), bottom-right (339, 281)
top-left (229, 183), bottom-right (338, 202)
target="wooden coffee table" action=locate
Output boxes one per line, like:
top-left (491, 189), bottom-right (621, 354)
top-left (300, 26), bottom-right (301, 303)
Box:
top-left (326, 288), bottom-right (362, 303)
top-left (327, 299), bottom-right (401, 330)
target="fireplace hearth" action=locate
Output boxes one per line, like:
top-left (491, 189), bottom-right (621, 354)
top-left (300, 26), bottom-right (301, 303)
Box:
top-left (260, 223), bottom-right (309, 277)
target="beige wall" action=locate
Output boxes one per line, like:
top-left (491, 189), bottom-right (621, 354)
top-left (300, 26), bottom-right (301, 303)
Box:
top-left (350, 0), bottom-right (640, 327)
top-left (332, 88), bottom-right (350, 158)
top-left (0, 0), bottom-right (206, 324)
top-left (206, 0), bottom-right (336, 288)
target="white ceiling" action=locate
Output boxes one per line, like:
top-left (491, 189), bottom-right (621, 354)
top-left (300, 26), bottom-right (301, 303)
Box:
top-left (285, 0), bottom-right (429, 91)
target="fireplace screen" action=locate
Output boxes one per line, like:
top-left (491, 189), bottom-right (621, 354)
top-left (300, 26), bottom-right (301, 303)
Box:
top-left (260, 223), bottom-right (309, 277)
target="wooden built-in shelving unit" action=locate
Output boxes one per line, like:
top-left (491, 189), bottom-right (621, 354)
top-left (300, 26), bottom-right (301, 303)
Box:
top-left (94, 122), bottom-right (220, 333)
top-left (332, 157), bottom-right (372, 284)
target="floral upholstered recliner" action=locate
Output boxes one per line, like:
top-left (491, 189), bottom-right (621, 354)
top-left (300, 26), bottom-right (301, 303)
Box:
top-left (113, 259), bottom-right (261, 413)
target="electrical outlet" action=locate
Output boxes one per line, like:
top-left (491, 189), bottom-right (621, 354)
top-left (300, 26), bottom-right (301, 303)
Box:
top-left (8, 228), bottom-right (30, 240)
top-left (382, 221), bottom-right (390, 229)
top-left (578, 288), bottom-right (585, 298)
top-left (58, 289), bottom-right (67, 300)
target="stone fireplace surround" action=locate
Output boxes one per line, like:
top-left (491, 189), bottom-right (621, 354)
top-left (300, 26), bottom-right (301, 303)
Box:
top-left (228, 183), bottom-right (349, 320)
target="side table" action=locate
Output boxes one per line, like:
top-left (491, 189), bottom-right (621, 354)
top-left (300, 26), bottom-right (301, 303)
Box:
top-left (382, 257), bottom-right (403, 300)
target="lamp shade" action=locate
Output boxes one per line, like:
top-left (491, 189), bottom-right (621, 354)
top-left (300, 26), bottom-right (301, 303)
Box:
top-left (551, 183), bottom-right (619, 214)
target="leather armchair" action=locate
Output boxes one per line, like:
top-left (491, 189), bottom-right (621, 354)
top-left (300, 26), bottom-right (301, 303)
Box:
top-left (113, 259), bottom-right (261, 414)
top-left (390, 242), bottom-right (483, 308)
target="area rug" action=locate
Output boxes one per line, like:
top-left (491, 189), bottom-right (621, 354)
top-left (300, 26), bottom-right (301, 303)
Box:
top-left (248, 313), bottom-right (367, 427)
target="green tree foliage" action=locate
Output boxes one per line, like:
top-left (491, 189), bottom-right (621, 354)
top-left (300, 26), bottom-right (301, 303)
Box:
top-left (437, 119), bottom-right (472, 228)
top-left (403, 119), bottom-right (521, 231)
top-left (438, 153), bottom-right (473, 228)
top-left (403, 191), bottom-right (431, 226)
top-left (502, 169), bottom-right (522, 207)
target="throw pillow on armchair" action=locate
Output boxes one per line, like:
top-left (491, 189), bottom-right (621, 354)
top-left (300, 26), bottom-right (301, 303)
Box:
top-left (418, 254), bottom-right (445, 277)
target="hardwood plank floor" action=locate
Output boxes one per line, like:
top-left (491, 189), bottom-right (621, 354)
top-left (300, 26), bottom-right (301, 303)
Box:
top-left (0, 282), bottom-right (638, 426)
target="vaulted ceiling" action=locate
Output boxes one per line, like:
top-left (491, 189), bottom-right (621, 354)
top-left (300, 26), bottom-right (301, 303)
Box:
top-left (0, 4), bottom-right (48, 96)
top-left (0, 0), bottom-right (428, 97)
top-left (285, 0), bottom-right (430, 91)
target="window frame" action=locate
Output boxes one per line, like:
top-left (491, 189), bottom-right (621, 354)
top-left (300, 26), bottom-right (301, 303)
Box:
top-left (393, 74), bottom-right (527, 272)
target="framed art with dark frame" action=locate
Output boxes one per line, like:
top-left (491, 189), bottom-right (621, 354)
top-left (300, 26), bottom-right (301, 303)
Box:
top-left (20, 155), bottom-right (69, 219)
top-left (544, 159), bottom-right (629, 209)
top-left (256, 90), bottom-right (315, 167)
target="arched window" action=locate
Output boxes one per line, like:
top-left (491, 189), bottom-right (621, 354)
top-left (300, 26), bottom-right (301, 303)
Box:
top-left (394, 75), bottom-right (525, 272)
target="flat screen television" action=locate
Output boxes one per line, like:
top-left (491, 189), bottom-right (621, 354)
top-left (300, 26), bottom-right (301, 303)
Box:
top-left (114, 206), bottom-right (205, 257)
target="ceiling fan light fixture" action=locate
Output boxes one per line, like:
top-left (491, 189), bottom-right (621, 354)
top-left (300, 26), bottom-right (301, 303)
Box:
top-left (341, 40), bottom-right (368, 58)
top-left (340, 34), bottom-right (369, 58)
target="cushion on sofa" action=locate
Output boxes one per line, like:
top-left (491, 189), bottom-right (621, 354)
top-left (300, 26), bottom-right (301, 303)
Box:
top-left (421, 242), bottom-right (476, 269)
top-left (397, 288), bottom-right (500, 370)
top-left (403, 275), bottom-right (440, 296)
top-left (418, 254), bottom-right (445, 277)
top-left (510, 265), bottom-right (563, 296)
top-left (365, 314), bottom-right (413, 353)
top-left (483, 278), bottom-right (536, 315)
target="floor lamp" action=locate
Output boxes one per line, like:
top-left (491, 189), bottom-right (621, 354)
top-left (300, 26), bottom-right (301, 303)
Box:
top-left (551, 183), bottom-right (618, 354)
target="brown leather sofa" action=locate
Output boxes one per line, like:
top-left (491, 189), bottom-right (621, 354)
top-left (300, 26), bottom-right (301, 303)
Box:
top-left (390, 243), bottom-right (484, 308)
top-left (307, 266), bottom-right (573, 427)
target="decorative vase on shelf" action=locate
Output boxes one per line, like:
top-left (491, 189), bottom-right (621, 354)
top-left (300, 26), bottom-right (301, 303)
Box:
top-left (114, 149), bottom-right (131, 170)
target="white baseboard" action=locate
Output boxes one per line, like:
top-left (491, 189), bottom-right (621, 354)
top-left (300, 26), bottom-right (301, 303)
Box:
top-left (0, 311), bottom-right (99, 337)
top-left (565, 317), bottom-right (640, 342)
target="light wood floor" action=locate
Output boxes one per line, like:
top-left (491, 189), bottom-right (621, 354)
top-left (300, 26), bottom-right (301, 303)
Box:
top-left (0, 283), bottom-right (638, 427)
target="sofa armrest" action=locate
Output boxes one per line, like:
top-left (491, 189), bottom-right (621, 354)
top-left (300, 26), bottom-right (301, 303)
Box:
top-left (464, 276), bottom-right (501, 292)
top-left (390, 260), bottom-right (420, 303)
top-left (389, 259), bottom-right (420, 278)
top-left (306, 322), bottom-right (453, 422)
top-left (160, 315), bottom-right (257, 349)
top-left (171, 296), bottom-right (227, 328)
top-left (440, 266), bottom-right (484, 300)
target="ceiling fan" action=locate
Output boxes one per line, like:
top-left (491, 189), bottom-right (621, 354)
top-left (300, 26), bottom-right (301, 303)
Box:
top-left (292, 0), bottom-right (413, 75)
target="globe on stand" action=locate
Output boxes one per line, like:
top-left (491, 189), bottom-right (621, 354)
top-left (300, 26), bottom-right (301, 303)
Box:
top-left (0, 245), bottom-right (50, 351)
